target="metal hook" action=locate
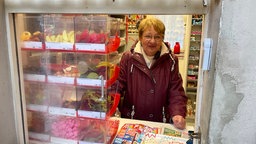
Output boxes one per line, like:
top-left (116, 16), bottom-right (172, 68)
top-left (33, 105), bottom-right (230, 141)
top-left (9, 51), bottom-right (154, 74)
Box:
top-left (99, 75), bottom-right (105, 101)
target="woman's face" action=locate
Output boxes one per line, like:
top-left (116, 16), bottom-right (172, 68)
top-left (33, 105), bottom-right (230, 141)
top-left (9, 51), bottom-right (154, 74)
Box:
top-left (139, 26), bottom-right (163, 56)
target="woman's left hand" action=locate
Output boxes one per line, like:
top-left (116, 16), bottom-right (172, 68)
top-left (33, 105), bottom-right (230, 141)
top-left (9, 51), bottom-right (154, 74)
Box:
top-left (172, 115), bottom-right (186, 130)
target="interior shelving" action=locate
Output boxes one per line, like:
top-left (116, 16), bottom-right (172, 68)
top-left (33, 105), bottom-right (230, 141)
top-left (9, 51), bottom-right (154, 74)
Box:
top-left (186, 14), bottom-right (204, 123)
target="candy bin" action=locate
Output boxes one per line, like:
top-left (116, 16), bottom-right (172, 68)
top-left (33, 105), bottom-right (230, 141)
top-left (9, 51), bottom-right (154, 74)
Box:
top-left (74, 15), bottom-right (120, 53)
top-left (44, 14), bottom-right (75, 51)
top-left (26, 111), bottom-right (51, 142)
top-left (18, 14), bottom-right (44, 50)
top-left (42, 51), bottom-right (78, 85)
top-left (21, 46), bottom-right (48, 82)
top-left (24, 81), bottom-right (49, 108)
top-left (75, 85), bottom-right (120, 143)
top-left (78, 118), bottom-right (120, 143)
top-left (49, 115), bottom-right (119, 143)
top-left (76, 52), bottom-right (112, 87)
top-left (47, 84), bottom-right (78, 117)
top-left (50, 115), bottom-right (81, 142)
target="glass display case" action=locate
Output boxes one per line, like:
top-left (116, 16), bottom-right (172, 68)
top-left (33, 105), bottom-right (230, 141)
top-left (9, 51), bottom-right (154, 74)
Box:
top-left (17, 14), bottom-right (121, 143)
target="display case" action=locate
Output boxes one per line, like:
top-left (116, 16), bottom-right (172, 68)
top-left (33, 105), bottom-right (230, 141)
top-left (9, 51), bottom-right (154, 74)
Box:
top-left (186, 15), bottom-right (203, 123)
top-left (17, 14), bottom-right (121, 143)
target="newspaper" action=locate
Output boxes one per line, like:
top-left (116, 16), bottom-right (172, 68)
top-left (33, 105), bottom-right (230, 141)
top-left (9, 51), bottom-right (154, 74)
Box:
top-left (112, 123), bottom-right (190, 144)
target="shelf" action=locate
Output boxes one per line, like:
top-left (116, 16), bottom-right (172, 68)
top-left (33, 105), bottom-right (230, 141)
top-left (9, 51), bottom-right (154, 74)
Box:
top-left (189, 49), bottom-right (200, 52)
top-left (23, 64), bottom-right (120, 88)
top-left (186, 87), bottom-right (197, 91)
top-left (186, 92), bottom-right (197, 96)
top-left (185, 15), bottom-right (203, 127)
top-left (191, 24), bottom-right (202, 26)
top-left (188, 59), bottom-right (199, 64)
top-left (190, 40), bottom-right (201, 43)
top-left (187, 79), bottom-right (198, 82)
top-left (187, 73), bottom-right (198, 76)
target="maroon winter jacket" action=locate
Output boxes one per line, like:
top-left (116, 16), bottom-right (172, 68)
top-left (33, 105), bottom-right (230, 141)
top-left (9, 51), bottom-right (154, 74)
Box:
top-left (116, 42), bottom-right (187, 123)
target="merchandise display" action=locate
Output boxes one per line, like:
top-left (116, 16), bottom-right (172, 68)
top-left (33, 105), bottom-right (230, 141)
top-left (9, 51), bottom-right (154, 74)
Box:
top-left (18, 14), bottom-right (121, 143)
top-left (186, 14), bottom-right (204, 123)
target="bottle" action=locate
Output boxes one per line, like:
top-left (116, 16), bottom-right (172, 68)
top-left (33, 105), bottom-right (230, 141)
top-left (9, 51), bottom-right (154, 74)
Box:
top-left (174, 42), bottom-right (180, 54)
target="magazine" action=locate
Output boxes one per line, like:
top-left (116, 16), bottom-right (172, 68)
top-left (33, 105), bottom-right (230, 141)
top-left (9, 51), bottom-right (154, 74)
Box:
top-left (112, 123), bottom-right (160, 144)
top-left (112, 123), bottom-right (189, 144)
top-left (141, 132), bottom-right (188, 144)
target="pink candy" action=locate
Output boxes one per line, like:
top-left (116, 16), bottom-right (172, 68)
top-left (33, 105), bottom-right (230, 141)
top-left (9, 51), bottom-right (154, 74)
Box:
top-left (51, 117), bottom-right (80, 140)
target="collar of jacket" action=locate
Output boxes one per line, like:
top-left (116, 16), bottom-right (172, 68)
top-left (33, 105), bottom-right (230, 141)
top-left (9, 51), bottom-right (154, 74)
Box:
top-left (133, 41), bottom-right (170, 56)
top-left (129, 41), bottom-right (176, 72)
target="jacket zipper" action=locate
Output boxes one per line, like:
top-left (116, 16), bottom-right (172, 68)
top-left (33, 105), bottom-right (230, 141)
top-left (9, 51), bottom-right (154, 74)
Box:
top-left (150, 70), bottom-right (156, 84)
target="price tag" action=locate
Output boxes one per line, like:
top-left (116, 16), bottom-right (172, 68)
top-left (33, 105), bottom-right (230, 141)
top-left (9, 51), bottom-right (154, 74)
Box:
top-left (47, 75), bottom-right (75, 84)
top-left (51, 137), bottom-right (77, 144)
top-left (48, 107), bottom-right (76, 117)
top-left (91, 43), bottom-right (105, 51)
top-left (45, 42), bottom-right (73, 50)
top-left (75, 43), bottom-right (105, 52)
top-left (76, 78), bottom-right (106, 87)
top-left (75, 43), bottom-right (91, 51)
top-left (45, 42), bottom-right (59, 49)
top-left (22, 41), bottom-right (43, 49)
top-left (24, 74), bottom-right (46, 82)
top-left (28, 132), bottom-right (50, 142)
top-left (60, 43), bottom-right (74, 50)
top-left (77, 110), bottom-right (106, 119)
top-left (26, 104), bottom-right (48, 112)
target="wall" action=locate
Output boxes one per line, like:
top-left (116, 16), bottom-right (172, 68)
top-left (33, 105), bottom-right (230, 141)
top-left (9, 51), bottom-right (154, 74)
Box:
top-left (208, 0), bottom-right (256, 143)
top-left (0, 0), bottom-right (19, 143)
top-left (196, 0), bottom-right (222, 143)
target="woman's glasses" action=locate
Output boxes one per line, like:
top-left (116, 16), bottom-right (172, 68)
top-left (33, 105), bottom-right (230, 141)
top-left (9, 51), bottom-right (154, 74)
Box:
top-left (143, 35), bottom-right (162, 42)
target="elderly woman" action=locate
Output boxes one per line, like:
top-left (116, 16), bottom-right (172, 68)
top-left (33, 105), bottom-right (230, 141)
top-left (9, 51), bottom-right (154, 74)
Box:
top-left (116, 17), bottom-right (187, 130)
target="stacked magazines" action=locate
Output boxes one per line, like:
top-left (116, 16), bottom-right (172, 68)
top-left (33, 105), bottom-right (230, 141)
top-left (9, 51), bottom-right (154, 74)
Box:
top-left (112, 123), bottom-right (189, 144)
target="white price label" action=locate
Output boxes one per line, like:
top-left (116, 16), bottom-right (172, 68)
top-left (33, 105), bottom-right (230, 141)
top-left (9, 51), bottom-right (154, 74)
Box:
top-left (60, 43), bottom-right (74, 50)
top-left (24, 74), bottom-right (46, 82)
top-left (48, 107), bottom-right (76, 117)
top-left (75, 43), bottom-right (105, 52)
top-left (77, 110), bottom-right (106, 119)
top-left (22, 41), bottom-right (43, 49)
top-left (51, 137), bottom-right (77, 144)
top-left (47, 75), bottom-right (75, 84)
top-left (76, 78), bottom-right (105, 87)
top-left (26, 104), bottom-right (48, 112)
top-left (28, 132), bottom-right (50, 141)
top-left (45, 42), bottom-right (73, 50)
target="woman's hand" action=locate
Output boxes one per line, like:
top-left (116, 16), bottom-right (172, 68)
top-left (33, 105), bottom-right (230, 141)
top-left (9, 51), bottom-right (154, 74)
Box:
top-left (172, 115), bottom-right (186, 130)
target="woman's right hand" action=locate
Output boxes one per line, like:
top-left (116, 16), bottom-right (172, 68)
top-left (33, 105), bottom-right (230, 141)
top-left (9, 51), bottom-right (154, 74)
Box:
top-left (172, 115), bottom-right (186, 130)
